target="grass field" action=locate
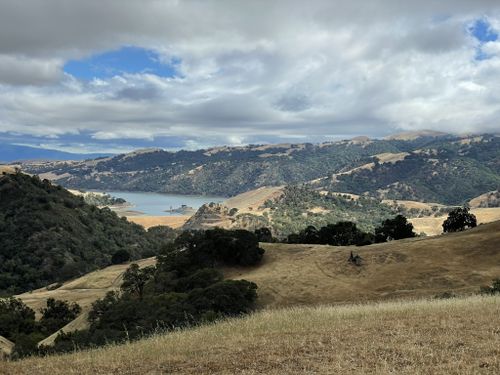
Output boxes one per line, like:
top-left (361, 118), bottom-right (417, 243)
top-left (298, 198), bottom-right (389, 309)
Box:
top-left (3, 295), bottom-right (500, 374)
top-left (227, 221), bottom-right (500, 308)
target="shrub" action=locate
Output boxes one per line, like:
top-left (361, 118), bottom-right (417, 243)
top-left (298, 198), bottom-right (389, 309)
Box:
top-left (480, 278), bottom-right (500, 295)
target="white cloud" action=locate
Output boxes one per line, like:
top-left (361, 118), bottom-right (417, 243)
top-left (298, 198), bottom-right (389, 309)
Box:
top-left (0, 0), bottom-right (500, 151)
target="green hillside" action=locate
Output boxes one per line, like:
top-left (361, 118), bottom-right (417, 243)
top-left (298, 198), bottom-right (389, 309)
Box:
top-left (0, 172), bottom-right (170, 295)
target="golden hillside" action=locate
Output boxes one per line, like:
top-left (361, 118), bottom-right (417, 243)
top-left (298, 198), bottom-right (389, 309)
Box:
top-left (227, 221), bottom-right (500, 308)
top-left (3, 296), bottom-right (500, 374)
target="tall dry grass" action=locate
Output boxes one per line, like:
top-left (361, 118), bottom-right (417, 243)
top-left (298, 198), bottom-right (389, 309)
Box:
top-left (3, 295), bottom-right (500, 374)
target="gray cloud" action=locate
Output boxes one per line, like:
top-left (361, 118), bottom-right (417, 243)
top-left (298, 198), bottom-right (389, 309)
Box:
top-left (0, 0), bottom-right (500, 150)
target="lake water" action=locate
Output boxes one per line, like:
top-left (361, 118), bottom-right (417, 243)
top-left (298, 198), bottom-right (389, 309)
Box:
top-left (104, 191), bottom-right (225, 216)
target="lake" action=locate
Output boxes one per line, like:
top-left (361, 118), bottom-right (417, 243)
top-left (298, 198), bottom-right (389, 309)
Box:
top-left (104, 191), bottom-right (225, 216)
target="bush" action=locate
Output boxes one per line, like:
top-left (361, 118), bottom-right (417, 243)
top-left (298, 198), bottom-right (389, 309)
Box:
top-left (480, 278), bottom-right (500, 295)
top-left (0, 297), bottom-right (82, 358)
top-left (254, 227), bottom-right (274, 242)
top-left (0, 298), bottom-right (36, 341)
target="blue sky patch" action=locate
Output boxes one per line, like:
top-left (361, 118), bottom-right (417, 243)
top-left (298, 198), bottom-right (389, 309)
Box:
top-left (470, 19), bottom-right (498, 60)
top-left (64, 46), bottom-right (180, 80)
top-left (471, 19), bottom-right (498, 42)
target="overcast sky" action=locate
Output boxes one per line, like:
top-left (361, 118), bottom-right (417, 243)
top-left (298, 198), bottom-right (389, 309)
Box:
top-left (1, 0), bottom-right (500, 153)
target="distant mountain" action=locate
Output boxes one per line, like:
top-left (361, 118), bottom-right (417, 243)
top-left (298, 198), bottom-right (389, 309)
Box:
top-left (0, 143), bottom-right (112, 163)
top-left (384, 130), bottom-right (448, 141)
top-left (18, 133), bottom-right (500, 205)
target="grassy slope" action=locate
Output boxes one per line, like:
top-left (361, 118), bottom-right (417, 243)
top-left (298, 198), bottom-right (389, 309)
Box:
top-left (16, 257), bottom-right (157, 318)
top-left (3, 296), bottom-right (500, 374)
top-left (226, 221), bottom-right (500, 308)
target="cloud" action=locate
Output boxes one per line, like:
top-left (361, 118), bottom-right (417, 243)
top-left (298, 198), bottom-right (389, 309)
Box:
top-left (0, 0), bottom-right (500, 152)
top-left (0, 55), bottom-right (62, 85)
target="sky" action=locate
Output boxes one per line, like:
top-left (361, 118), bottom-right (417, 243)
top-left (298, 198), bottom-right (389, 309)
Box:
top-left (1, 1), bottom-right (500, 154)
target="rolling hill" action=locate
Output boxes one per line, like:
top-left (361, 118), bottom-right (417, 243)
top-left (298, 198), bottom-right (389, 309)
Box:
top-left (12, 220), bottom-right (500, 345)
top-left (16, 133), bottom-right (500, 204)
top-left (226, 220), bottom-right (500, 307)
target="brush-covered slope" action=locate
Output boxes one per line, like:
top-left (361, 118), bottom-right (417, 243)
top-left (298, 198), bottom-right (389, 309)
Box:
top-left (4, 296), bottom-right (500, 374)
top-left (0, 172), bottom-right (166, 295)
top-left (183, 185), bottom-right (397, 237)
top-left (226, 221), bottom-right (500, 307)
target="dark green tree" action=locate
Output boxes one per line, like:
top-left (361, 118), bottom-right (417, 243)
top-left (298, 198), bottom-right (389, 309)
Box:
top-left (254, 227), bottom-right (274, 242)
top-left (39, 298), bottom-right (81, 335)
top-left (375, 215), bottom-right (416, 242)
top-left (111, 249), bottom-right (131, 265)
top-left (318, 222), bottom-right (364, 246)
top-left (0, 298), bottom-right (36, 341)
top-left (442, 207), bottom-right (477, 233)
top-left (121, 264), bottom-right (154, 300)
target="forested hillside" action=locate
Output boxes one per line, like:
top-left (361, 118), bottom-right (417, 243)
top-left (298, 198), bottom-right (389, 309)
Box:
top-left (326, 135), bottom-right (500, 205)
top-left (0, 172), bottom-right (169, 295)
top-left (18, 139), bottom-right (402, 196)
top-left (18, 134), bottom-right (500, 204)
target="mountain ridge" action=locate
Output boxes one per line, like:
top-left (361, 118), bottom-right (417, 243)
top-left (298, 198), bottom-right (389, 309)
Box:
top-left (15, 133), bottom-right (500, 205)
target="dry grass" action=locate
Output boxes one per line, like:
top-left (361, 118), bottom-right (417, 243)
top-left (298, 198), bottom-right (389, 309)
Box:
top-left (0, 165), bottom-right (15, 174)
top-left (3, 295), bottom-right (500, 374)
top-left (6, 221), bottom-right (500, 355)
top-left (410, 208), bottom-right (500, 236)
top-left (0, 336), bottom-right (14, 359)
top-left (223, 186), bottom-right (284, 214)
top-left (126, 215), bottom-right (190, 229)
top-left (374, 152), bottom-right (410, 164)
top-left (226, 221), bottom-right (500, 308)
